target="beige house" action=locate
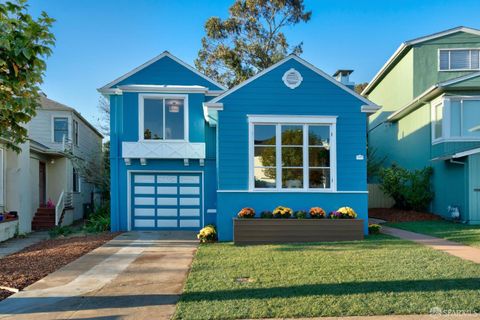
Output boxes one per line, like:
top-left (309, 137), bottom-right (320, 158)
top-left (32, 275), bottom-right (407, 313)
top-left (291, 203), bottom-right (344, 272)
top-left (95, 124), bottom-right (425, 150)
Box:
top-left (0, 94), bottom-right (103, 240)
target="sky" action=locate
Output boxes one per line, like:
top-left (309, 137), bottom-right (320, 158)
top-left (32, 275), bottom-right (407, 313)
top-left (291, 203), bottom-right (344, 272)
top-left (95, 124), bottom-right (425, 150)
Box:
top-left (26, 0), bottom-right (480, 130)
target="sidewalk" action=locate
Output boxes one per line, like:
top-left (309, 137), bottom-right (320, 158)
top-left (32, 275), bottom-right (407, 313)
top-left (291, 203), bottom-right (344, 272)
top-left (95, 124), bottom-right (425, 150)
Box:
top-left (381, 225), bottom-right (480, 264)
top-left (0, 231), bottom-right (49, 258)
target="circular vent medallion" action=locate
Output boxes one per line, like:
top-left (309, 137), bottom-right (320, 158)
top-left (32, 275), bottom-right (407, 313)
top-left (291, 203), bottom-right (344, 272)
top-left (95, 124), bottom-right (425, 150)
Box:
top-left (282, 68), bottom-right (303, 89)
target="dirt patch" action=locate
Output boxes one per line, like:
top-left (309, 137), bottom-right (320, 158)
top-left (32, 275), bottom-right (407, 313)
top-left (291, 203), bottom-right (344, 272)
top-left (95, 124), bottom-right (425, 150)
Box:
top-left (0, 232), bottom-right (119, 301)
top-left (369, 208), bottom-right (443, 222)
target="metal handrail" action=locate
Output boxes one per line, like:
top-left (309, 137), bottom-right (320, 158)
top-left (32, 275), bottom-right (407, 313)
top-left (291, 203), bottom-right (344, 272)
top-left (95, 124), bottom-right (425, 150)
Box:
top-left (55, 191), bottom-right (65, 226)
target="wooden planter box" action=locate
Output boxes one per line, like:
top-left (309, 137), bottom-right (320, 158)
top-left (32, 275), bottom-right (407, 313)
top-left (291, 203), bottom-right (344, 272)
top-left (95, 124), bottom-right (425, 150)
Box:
top-left (233, 218), bottom-right (364, 245)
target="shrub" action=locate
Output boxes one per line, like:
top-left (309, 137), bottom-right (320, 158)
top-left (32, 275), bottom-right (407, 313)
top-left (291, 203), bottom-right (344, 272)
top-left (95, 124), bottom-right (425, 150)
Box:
top-left (84, 203), bottom-right (110, 233)
top-left (294, 210), bottom-right (307, 219)
top-left (237, 207), bottom-right (255, 218)
top-left (379, 165), bottom-right (434, 211)
top-left (309, 207), bottom-right (326, 219)
top-left (330, 207), bottom-right (357, 219)
top-left (260, 210), bottom-right (273, 219)
top-left (197, 224), bottom-right (217, 243)
top-left (49, 226), bottom-right (72, 238)
top-left (368, 224), bottom-right (382, 235)
top-left (272, 206), bottom-right (292, 219)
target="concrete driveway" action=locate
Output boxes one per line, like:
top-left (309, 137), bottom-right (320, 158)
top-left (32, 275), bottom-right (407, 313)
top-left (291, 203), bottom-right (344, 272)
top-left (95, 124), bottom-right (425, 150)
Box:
top-left (0, 231), bottom-right (198, 320)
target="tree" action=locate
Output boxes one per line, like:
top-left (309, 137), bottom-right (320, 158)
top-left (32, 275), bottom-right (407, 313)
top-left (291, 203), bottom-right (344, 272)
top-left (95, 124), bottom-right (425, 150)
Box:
top-left (97, 95), bottom-right (110, 137)
top-left (195, 0), bottom-right (311, 88)
top-left (0, 0), bottom-right (55, 152)
top-left (354, 82), bottom-right (368, 94)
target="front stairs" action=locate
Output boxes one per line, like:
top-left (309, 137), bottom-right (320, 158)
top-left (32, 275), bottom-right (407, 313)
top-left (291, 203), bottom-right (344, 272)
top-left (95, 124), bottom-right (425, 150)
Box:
top-left (31, 207), bottom-right (56, 230)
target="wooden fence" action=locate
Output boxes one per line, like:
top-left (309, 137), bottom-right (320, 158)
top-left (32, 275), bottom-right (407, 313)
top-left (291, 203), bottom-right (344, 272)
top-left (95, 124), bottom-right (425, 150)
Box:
top-left (368, 184), bottom-right (395, 208)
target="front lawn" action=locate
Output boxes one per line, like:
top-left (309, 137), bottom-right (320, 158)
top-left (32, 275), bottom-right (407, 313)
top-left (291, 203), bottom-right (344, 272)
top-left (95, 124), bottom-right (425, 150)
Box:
top-left (386, 220), bottom-right (480, 248)
top-left (174, 235), bottom-right (480, 319)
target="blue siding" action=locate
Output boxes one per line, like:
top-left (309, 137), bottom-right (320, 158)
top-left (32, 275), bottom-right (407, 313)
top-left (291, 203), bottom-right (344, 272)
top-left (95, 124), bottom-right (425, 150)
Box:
top-left (214, 58), bottom-right (369, 240)
top-left (115, 55), bottom-right (223, 91)
top-left (217, 59), bottom-right (367, 191)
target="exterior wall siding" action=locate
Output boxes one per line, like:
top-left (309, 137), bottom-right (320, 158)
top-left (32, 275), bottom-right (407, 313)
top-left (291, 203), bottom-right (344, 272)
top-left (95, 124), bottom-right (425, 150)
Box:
top-left (215, 58), bottom-right (369, 240)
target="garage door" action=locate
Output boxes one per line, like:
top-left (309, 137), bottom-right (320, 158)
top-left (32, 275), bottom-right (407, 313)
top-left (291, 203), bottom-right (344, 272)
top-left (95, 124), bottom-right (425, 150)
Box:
top-left (131, 172), bottom-right (202, 230)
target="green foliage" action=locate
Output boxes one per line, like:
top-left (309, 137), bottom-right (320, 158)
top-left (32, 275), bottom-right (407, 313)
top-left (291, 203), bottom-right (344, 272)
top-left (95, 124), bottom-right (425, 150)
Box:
top-left (379, 165), bottom-right (434, 211)
top-left (368, 224), bottom-right (381, 235)
top-left (0, 0), bottom-right (55, 152)
top-left (195, 0), bottom-right (311, 88)
top-left (260, 210), bottom-right (273, 219)
top-left (49, 225), bottom-right (72, 238)
top-left (84, 203), bottom-right (110, 233)
top-left (367, 147), bottom-right (386, 183)
top-left (294, 210), bottom-right (307, 219)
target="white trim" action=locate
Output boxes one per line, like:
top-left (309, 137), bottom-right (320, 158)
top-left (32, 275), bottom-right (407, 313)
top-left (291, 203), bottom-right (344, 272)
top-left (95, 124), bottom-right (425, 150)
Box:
top-left (452, 147), bottom-right (480, 158)
top-left (388, 72), bottom-right (480, 122)
top-left (98, 51), bottom-right (227, 93)
top-left (206, 55), bottom-right (379, 109)
top-left (138, 93), bottom-right (189, 142)
top-left (206, 209), bottom-right (217, 214)
top-left (247, 115), bottom-right (337, 124)
top-left (362, 26), bottom-right (480, 95)
top-left (282, 68), bottom-right (303, 89)
top-left (248, 116), bottom-right (337, 193)
top-left (51, 115), bottom-right (72, 143)
top-left (438, 48), bottom-right (480, 71)
top-left (217, 189), bottom-right (368, 194)
top-left (119, 85), bottom-right (209, 93)
top-left (127, 170), bottom-right (205, 231)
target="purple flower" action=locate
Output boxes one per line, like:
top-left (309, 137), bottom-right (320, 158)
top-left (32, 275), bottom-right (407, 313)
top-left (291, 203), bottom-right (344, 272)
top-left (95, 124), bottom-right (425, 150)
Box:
top-left (329, 211), bottom-right (342, 219)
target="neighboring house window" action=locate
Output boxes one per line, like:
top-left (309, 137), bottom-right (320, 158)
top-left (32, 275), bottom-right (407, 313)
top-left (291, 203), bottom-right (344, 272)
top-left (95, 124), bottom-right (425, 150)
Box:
top-left (73, 120), bottom-right (79, 146)
top-left (250, 116), bottom-right (336, 191)
top-left (53, 117), bottom-right (69, 142)
top-left (139, 94), bottom-right (187, 141)
top-left (73, 167), bottom-right (81, 192)
top-left (433, 102), bottom-right (443, 140)
top-left (439, 49), bottom-right (480, 71)
top-left (432, 97), bottom-right (480, 142)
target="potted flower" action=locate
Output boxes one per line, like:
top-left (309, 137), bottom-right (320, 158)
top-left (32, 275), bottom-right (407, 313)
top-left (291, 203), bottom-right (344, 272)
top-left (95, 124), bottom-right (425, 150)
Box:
top-left (237, 207), bottom-right (255, 219)
top-left (309, 207), bottom-right (326, 219)
top-left (330, 207), bottom-right (357, 219)
top-left (272, 206), bottom-right (292, 218)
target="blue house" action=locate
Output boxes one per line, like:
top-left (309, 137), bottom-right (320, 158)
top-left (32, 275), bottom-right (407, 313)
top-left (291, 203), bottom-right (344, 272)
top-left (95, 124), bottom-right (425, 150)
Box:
top-left (99, 51), bottom-right (379, 240)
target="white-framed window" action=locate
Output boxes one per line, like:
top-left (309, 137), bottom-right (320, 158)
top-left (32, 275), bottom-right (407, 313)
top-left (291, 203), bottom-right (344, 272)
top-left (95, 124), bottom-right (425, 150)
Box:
top-left (138, 94), bottom-right (188, 141)
top-left (439, 49), bottom-right (480, 71)
top-left (432, 96), bottom-right (480, 143)
top-left (248, 115), bottom-right (336, 192)
top-left (73, 167), bottom-right (81, 192)
top-left (53, 117), bottom-right (69, 143)
top-left (73, 119), bottom-right (79, 146)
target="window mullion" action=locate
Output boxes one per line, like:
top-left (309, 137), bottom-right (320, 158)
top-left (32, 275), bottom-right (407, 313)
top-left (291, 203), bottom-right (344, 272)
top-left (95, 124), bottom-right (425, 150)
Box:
top-left (162, 99), bottom-right (166, 140)
top-left (303, 124), bottom-right (308, 189)
top-left (276, 124), bottom-right (281, 190)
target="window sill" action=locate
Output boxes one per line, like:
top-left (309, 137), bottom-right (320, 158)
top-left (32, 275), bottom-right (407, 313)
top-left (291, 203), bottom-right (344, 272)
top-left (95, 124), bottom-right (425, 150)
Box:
top-left (432, 137), bottom-right (480, 145)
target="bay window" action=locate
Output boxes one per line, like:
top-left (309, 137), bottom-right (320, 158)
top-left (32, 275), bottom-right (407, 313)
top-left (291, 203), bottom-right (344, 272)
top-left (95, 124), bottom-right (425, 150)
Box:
top-left (139, 94), bottom-right (187, 141)
top-left (250, 116), bottom-right (336, 191)
top-left (432, 97), bottom-right (480, 142)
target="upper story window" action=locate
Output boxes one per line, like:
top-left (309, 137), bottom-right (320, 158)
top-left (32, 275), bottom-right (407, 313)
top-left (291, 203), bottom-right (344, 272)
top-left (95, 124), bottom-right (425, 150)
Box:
top-left (432, 96), bottom-right (480, 143)
top-left (249, 116), bottom-right (336, 191)
top-left (439, 49), bottom-right (480, 71)
top-left (53, 117), bottom-right (69, 143)
top-left (73, 120), bottom-right (79, 146)
top-left (139, 94), bottom-right (187, 141)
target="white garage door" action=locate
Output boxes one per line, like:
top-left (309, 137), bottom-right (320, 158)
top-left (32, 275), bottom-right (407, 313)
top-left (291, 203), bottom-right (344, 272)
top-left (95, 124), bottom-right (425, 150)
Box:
top-left (131, 172), bottom-right (202, 230)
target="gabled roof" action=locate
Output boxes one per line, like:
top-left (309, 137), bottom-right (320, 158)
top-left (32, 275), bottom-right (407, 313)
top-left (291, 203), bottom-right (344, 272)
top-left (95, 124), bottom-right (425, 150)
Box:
top-left (98, 51), bottom-right (227, 93)
top-left (39, 95), bottom-right (103, 138)
top-left (205, 54), bottom-right (379, 109)
top-left (362, 26), bottom-right (480, 96)
top-left (388, 71), bottom-right (480, 121)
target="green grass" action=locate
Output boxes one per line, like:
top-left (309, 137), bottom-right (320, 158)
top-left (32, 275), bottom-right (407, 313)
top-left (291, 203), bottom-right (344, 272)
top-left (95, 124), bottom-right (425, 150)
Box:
top-left (386, 221), bottom-right (480, 248)
top-left (174, 235), bottom-right (480, 319)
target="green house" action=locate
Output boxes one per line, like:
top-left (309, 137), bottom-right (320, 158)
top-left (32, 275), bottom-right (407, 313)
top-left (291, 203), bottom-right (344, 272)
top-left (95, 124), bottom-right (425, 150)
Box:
top-left (363, 26), bottom-right (480, 224)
